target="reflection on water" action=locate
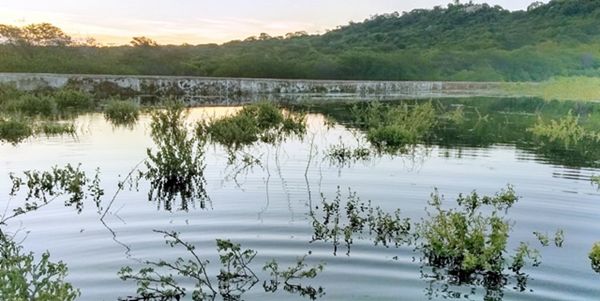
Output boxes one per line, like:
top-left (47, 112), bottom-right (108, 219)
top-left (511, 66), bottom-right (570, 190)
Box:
top-left (1, 98), bottom-right (600, 301)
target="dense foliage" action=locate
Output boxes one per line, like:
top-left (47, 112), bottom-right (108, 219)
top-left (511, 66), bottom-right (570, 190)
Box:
top-left (2, 0), bottom-right (600, 81)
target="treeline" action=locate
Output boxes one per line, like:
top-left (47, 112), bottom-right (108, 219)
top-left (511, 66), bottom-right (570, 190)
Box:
top-left (1, 0), bottom-right (600, 81)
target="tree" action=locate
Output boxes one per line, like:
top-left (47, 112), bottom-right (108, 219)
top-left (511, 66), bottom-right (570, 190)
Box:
top-left (130, 36), bottom-right (158, 47)
top-left (0, 23), bottom-right (72, 46)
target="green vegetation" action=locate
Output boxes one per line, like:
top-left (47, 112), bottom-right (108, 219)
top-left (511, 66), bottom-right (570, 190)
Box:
top-left (0, 234), bottom-right (80, 301)
top-left (3, 1), bottom-right (600, 82)
top-left (506, 77), bottom-right (600, 101)
top-left (310, 188), bottom-right (412, 256)
top-left (119, 230), bottom-right (325, 301)
top-left (198, 102), bottom-right (306, 159)
top-left (139, 102), bottom-right (209, 210)
top-left (350, 101), bottom-right (437, 153)
top-left (103, 100), bottom-right (140, 127)
top-left (0, 118), bottom-right (33, 144)
top-left (418, 186), bottom-right (540, 299)
top-left (590, 242), bottom-right (600, 274)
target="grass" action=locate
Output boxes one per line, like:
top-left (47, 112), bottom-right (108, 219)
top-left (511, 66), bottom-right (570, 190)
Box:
top-left (35, 122), bottom-right (76, 137)
top-left (505, 76), bottom-right (600, 102)
top-left (103, 100), bottom-right (140, 126)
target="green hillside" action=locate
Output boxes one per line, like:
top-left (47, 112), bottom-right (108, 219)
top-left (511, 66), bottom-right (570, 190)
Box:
top-left (1, 0), bottom-right (600, 81)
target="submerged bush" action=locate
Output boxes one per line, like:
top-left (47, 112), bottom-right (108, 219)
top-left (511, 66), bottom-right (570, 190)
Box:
top-left (418, 186), bottom-right (541, 299)
top-left (3, 94), bottom-right (57, 117)
top-left (0, 234), bottom-right (80, 301)
top-left (351, 101), bottom-right (437, 152)
top-left (0, 118), bottom-right (33, 145)
top-left (53, 89), bottom-right (93, 112)
top-left (35, 122), bottom-right (76, 137)
top-left (528, 110), bottom-right (595, 148)
top-left (140, 102), bottom-right (208, 210)
top-left (590, 242), bottom-right (600, 274)
top-left (103, 100), bottom-right (140, 127)
top-left (199, 102), bottom-right (306, 154)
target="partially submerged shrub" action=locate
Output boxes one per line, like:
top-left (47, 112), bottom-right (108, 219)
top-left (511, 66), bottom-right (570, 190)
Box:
top-left (310, 188), bottom-right (412, 256)
top-left (35, 122), bottom-right (76, 137)
top-left (199, 102), bottom-right (306, 154)
top-left (529, 110), bottom-right (599, 148)
top-left (139, 102), bottom-right (209, 210)
top-left (103, 100), bottom-right (140, 127)
top-left (0, 234), bottom-right (80, 301)
top-left (3, 94), bottom-right (57, 117)
top-left (590, 242), bottom-right (600, 274)
top-left (53, 89), bottom-right (93, 112)
top-left (418, 186), bottom-right (540, 298)
top-left (263, 254), bottom-right (326, 300)
top-left (351, 101), bottom-right (437, 152)
top-left (326, 142), bottom-right (372, 166)
top-left (0, 118), bottom-right (33, 145)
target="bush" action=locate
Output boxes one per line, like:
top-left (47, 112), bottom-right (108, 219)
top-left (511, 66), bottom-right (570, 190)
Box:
top-left (3, 94), bottom-right (57, 117)
top-left (0, 119), bottom-right (33, 144)
top-left (53, 89), bottom-right (93, 112)
top-left (103, 100), bottom-right (140, 126)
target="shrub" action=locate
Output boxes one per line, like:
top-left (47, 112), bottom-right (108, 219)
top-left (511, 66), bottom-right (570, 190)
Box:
top-left (0, 119), bottom-right (33, 144)
top-left (53, 89), bottom-right (93, 112)
top-left (103, 100), bottom-right (139, 126)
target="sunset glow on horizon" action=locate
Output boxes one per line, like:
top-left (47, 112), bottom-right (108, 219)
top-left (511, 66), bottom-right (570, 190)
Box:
top-left (0, 0), bottom-right (544, 45)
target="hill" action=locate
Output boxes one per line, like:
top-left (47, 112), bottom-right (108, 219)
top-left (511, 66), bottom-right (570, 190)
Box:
top-left (1, 0), bottom-right (600, 81)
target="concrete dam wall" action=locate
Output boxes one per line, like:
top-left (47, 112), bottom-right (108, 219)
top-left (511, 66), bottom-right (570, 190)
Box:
top-left (0, 73), bottom-right (509, 104)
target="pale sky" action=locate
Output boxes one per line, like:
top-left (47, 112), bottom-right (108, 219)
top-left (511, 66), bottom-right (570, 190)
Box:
top-left (0, 0), bottom-right (546, 45)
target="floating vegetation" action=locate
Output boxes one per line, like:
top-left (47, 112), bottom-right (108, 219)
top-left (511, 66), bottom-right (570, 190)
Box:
top-left (534, 229), bottom-right (565, 248)
top-left (0, 118), bottom-right (33, 145)
top-left (198, 102), bottom-right (306, 159)
top-left (104, 100), bottom-right (140, 127)
top-left (310, 188), bottom-right (412, 256)
top-left (119, 230), bottom-right (325, 301)
top-left (35, 121), bottom-right (76, 137)
top-left (0, 233), bottom-right (80, 301)
top-left (350, 101), bottom-right (437, 153)
top-left (590, 242), bottom-right (600, 274)
top-left (138, 102), bottom-right (209, 211)
top-left (325, 141), bottom-right (372, 166)
top-left (263, 254), bottom-right (325, 300)
top-left (418, 186), bottom-right (541, 300)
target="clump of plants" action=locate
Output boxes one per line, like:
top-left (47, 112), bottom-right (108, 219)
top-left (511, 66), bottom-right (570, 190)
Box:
top-left (326, 141), bottom-right (372, 166)
top-left (0, 118), bottom-right (33, 145)
top-left (104, 99), bottom-right (140, 127)
top-left (528, 110), bottom-right (600, 148)
top-left (263, 254), bottom-right (325, 300)
top-left (53, 89), bottom-right (94, 113)
top-left (351, 101), bottom-right (437, 153)
top-left (198, 102), bottom-right (306, 158)
top-left (138, 102), bottom-right (209, 211)
top-left (589, 242), bottom-right (600, 274)
top-left (310, 188), bottom-right (412, 256)
top-left (35, 122), bottom-right (76, 137)
top-left (418, 186), bottom-right (541, 299)
top-left (119, 230), bottom-right (325, 301)
top-left (0, 233), bottom-right (80, 301)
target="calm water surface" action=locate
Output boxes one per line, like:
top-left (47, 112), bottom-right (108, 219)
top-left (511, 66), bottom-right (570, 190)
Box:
top-left (1, 98), bottom-right (600, 301)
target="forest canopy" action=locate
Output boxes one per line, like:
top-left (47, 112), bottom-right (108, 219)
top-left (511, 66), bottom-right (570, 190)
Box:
top-left (1, 0), bottom-right (600, 81)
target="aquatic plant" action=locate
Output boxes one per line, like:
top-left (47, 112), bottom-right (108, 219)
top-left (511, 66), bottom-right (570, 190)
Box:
top-left (35, 122), bottom-right (76, 137)
top-left (0, 233), bottom-right (80, 301)
top-left (198, 102), bottom-right (306, 158)
top-left (139, 102), bottom-right (209, 211)
top-left (310, 188), bottom-right (412, 256)
top-left (0, 118), bottom-right (33, 145)
top-left (325, 141), bottom-right (371, 166)
top-left (590, 242), bottom-right (600, 274)
top-left (104, 99), bottom-right (140, 127)
top-left (534, 229), bottom-right (565, 248)
top-left (263, 254), bottom-right (325, 300)
top-left (4, 164), bottom-right (104, 223)
top-left (3, 94), bottom-right (57, 117)
top-left (121, 230), bottom-right (325, 301)
top-left (351, 101), bottom-right (437, 153)
top-left (418, 186), bottom-right (541, 299)
top-left (528, 110), bottom-right (600, 149)
top-left (53, 89), bottom-right (93, 113)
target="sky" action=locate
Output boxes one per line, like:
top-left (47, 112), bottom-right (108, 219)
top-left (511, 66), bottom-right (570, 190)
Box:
top-left (0, 0), bottom-right (546, 45)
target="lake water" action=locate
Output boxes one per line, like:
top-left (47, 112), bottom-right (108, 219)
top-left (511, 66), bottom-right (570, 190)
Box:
top-left (2, 98), bottom-right (600, 301)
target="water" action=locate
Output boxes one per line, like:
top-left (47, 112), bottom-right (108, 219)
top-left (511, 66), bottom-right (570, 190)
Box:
top-left (2, 98), bottom-right (600, 301)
